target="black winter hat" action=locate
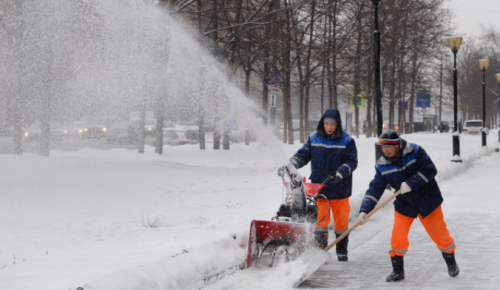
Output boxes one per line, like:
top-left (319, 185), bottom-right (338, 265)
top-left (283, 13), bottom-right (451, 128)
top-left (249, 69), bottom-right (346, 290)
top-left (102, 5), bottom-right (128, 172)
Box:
top-left (379, 129), bottom-right (400, 145)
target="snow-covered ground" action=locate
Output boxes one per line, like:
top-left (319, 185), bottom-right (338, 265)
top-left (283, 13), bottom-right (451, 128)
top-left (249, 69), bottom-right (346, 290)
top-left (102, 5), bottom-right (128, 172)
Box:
top-left (1, 131), bottom-right (499, 290)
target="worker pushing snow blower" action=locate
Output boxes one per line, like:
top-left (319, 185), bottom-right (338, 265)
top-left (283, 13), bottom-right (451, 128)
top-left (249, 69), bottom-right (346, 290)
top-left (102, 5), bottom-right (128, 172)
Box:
top-left (246, 108), bottom-right (358, 287)
top-left (286, 108), bottom-right (358, 261)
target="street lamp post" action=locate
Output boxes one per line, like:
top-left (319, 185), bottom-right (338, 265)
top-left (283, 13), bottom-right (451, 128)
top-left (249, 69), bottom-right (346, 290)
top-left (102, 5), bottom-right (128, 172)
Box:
top-left (479, 59), bottom-right (489, 147)
top-left (371, 0), bottom-right (384, 163)
top-left (496, 73), bottom-right (500, 142)
top-left (447, 37), bottom-right (463, 162)
top-left (371, 0), bottom-right (383, 137)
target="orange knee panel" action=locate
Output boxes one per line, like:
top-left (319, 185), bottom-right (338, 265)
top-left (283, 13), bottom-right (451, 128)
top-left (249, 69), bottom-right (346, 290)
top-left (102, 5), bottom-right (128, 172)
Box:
top-left (315, 198), bottom-right (350, 234)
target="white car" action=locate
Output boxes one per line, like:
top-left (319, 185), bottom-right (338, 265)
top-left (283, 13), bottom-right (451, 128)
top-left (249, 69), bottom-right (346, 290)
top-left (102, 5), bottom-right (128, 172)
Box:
top-left (157, 129), bottom-right (199, 146)
top-left (462, 120), bottom-right (483, 134)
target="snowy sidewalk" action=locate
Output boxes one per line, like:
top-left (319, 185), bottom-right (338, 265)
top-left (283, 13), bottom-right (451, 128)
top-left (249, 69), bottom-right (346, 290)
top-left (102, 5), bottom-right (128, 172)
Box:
top-left (300, 150), bottom-right (500, 290)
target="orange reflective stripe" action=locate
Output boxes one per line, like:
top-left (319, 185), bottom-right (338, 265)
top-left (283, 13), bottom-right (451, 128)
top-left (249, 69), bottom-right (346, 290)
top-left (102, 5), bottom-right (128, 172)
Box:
top-left (314, 226), bottom-right (328, 233)
top-left (389, 249), bottom-right (407, 257)
top-left (440, 241), bottom-right (455, 253)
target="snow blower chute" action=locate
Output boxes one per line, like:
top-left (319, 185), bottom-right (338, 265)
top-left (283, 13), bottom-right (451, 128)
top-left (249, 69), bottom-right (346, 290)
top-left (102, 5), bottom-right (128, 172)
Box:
top-left (246, 164), bottom-right (331, 286)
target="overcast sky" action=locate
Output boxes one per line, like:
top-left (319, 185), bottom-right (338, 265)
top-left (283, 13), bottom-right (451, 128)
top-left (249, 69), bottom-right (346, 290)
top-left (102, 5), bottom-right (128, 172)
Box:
top-left (447, 0), bottom-right (500, 39)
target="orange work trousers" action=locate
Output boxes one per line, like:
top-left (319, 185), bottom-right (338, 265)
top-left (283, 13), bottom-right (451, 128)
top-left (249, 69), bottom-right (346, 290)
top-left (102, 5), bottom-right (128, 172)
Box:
top-left (390, 205), bottom-right (456, 257)
top-left (314, 198), bottom-right (350, 235)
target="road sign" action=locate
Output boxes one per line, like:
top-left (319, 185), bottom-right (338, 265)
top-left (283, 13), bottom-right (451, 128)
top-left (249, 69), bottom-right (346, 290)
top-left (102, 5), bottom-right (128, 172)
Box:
top-left (400, 101), bottom-right (408, 111)
top-left (270, 94), bottom-right (276, 108)
top-left (350, 94), bottom-right (364, 107)
top-left (416, 91), bottom-right (431, 107)
top-left (269, 85), bottom-right (279, 92)
top-left (268, 73), bottom-right (279, 86)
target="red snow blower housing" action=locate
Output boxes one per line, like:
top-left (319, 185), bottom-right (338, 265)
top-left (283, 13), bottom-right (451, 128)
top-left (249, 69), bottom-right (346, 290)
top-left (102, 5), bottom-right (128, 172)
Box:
top-left (246, 164), bottom-right (327, 269)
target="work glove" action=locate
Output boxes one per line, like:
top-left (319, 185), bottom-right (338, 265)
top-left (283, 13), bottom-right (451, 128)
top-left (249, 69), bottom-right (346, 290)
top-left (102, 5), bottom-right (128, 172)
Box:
top-left (358, 212), bottom-right (369, 225)
top-left (277, 162), bottom-right (295, 177)
top-left (328, 170), bottom-right (343, 183)
top-left (400, 182), bottom-right (411, 194)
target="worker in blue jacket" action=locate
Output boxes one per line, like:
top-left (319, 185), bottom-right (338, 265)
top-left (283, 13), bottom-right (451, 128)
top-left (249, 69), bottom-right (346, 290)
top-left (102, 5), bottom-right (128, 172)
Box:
top-left (358, 130), bottom-right (459, 282)
top-left (279, 108), bottom-right (358, 261)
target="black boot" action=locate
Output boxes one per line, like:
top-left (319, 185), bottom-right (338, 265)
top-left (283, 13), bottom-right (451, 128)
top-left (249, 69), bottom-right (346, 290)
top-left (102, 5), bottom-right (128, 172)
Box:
top-left (442, 252), bottom-right (459, 277)
top-left (386, 256), bottom-right (405, 282)
top-left (335, 233), bottom-right (348, 262)
top-left (314, 232), bottom-right (328, 250)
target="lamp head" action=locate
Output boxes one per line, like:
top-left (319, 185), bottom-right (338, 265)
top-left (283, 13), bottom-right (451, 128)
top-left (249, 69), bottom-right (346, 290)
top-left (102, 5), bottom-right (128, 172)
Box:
top-left (447, 37), bottom-right (463, 52)
top-left (479, 59), bottom-right (490, 71)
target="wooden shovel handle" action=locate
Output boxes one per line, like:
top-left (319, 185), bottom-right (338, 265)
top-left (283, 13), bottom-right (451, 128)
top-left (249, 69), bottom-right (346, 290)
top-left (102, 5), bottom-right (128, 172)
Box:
top-left (324, 190), bottom-right (401, 252)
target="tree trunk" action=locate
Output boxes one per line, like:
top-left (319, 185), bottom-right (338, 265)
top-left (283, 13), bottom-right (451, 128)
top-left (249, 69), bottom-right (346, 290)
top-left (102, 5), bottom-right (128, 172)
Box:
top-left (137, 94), bottom-right (146, 154)
top-left (353, 5), bottom-right (363, 139)
top-left (155, 97), bottom-right (165, 154)
top-left (303, 0), bottom-right (316, 142)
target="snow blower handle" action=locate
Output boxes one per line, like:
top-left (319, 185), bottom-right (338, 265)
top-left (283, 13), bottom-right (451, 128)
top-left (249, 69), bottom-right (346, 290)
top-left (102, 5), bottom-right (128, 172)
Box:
top-left (324, 189), bottom-right (402, 252)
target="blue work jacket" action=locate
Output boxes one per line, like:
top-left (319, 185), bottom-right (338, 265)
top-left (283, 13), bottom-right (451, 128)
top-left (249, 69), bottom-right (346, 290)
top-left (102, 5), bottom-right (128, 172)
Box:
top-left (360, 139), bottom-right (443, 218)
top-left (290, 108), bottom-right (358, 200)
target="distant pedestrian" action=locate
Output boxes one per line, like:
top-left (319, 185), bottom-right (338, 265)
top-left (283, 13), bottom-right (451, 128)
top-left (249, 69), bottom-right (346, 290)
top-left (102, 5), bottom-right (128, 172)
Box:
top-left (358, 130), bottom-right (459, 282)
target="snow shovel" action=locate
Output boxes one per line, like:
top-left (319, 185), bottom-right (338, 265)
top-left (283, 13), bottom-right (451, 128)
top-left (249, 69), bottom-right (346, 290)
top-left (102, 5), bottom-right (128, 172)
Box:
top-left (293, 189), bottom-right (402, 287)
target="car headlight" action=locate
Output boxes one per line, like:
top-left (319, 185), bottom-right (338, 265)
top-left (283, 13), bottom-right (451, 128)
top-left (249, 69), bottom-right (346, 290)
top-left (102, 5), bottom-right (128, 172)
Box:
top-left (24, 132), bottom-right (28, 137)
top-left (79, 129), bottom-right (83, 133)
top-left (84, 128), bottom-right (88, 132)
top-left (102, 127), bottom-right (107, 132)
top-left (64, 130), bottom-right (67, 134)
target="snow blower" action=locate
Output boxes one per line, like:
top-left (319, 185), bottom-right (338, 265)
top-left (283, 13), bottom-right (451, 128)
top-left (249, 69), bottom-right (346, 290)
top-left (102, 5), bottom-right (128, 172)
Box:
top-left (246, 164), bottom-right (331, 286)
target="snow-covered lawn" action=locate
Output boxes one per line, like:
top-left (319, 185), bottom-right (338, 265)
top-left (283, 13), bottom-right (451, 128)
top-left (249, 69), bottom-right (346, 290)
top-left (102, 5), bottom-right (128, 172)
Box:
top-left (1, 131), bottom-right (499, 290)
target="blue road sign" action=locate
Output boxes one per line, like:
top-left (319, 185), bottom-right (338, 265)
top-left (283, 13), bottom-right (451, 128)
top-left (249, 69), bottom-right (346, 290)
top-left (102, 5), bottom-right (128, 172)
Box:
top-left (268, 74), bottom-right (279, 85)
top-left (400, 101), bottom-right (408, 111)
top-left (416, 91), bottom-right (431, 107)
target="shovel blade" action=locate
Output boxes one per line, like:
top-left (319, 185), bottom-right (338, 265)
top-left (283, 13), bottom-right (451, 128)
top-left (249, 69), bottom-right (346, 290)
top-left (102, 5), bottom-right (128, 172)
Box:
top-left (292, 246), bottom-right (331, 287)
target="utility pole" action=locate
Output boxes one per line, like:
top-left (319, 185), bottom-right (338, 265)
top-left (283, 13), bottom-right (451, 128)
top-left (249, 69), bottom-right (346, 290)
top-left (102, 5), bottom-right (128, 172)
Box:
top-left (439, 56), bottom-right (443, 123)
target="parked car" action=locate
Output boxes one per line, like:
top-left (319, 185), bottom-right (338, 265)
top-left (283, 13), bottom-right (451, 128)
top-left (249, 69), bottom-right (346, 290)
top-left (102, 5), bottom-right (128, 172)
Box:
top-left (23, 123), bottom-right (65, 141)
top-left (23, 125), bottom-right (42, 141)
top-left (308, 119), bottom-right (320, 134)
top-left (63, 122), bottom-right (86, 138)
top-left (462, 120), bottom-right (483, 134)
top-left (128, 119), bottom-right (142, 141)
top-left (155, 129), bottom-right (200, 146)
top-left (0, 124), bottom-right (14, 137)
top-left (145, 119), bottom-right (156, 137)
top-left (128, 118), bottom-right (157, 139)
top-left (106, 123), bottom-right (132, 144)
top-left (83, 123), bottom-right (108, 139)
